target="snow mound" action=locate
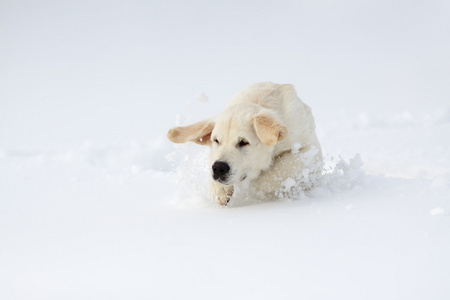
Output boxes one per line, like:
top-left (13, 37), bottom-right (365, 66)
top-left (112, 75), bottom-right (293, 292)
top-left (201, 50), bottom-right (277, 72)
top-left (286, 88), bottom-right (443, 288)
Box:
top-left (314, 154), bottom-right (364, 194)
top-left (430, 207), bottom-right (449, 217)
top-left (2, 139), bottom-right (173, 174)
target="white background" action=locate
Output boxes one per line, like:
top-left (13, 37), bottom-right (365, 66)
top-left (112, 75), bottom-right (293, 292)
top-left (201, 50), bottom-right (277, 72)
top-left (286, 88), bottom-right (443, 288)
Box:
top-left (1, 1), bottom-right (449, 299)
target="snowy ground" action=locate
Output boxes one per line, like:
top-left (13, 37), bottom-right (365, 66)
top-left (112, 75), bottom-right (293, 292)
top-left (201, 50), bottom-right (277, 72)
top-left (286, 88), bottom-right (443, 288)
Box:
top-left (1, 1), bottom-right (450, 299)
top-left (2, 104), bottom-right (450, 299)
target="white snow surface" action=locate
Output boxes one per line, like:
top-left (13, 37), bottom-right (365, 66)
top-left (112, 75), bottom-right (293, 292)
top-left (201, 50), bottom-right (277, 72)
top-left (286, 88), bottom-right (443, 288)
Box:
top-left (1, 1), bottom-right (450, 299)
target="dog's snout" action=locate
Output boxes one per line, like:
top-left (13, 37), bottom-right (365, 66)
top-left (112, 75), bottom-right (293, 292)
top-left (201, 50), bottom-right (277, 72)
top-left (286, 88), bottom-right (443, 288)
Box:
top-left (212, 161), bottom-right (230, 178)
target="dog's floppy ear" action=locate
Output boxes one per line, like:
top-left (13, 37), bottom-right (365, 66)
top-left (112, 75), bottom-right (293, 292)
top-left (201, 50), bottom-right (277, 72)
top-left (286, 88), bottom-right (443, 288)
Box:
top-left (167, 120), bottom-right (215, 146)
top-left (252, 112), bottom-right (287, 146)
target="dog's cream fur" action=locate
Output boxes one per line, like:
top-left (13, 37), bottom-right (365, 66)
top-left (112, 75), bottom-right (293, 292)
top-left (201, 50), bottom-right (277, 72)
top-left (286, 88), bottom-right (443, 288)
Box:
top-left (168, 82), bottom-right (322, 205)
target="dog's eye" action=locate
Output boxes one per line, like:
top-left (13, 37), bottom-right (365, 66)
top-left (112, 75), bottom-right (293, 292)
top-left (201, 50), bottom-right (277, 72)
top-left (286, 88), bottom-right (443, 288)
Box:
top-left (238, 139), bottom-right (249, 148)
top-left (213, 138), bottom-right (220, 144)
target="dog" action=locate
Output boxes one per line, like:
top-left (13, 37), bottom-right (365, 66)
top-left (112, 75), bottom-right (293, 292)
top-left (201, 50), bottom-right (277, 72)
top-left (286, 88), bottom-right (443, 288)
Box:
top-left (167, 82), bottom-right (322, 205)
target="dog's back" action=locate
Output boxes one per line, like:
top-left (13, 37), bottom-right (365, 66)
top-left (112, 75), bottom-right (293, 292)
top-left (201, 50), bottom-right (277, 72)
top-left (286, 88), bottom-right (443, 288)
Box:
top-left (226, 82), bottom-right (291, 111)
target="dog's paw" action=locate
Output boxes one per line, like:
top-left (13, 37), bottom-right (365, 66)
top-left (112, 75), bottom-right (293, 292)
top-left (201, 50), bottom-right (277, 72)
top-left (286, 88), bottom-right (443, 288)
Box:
top-left (210, 181), bottom-right (234, 206)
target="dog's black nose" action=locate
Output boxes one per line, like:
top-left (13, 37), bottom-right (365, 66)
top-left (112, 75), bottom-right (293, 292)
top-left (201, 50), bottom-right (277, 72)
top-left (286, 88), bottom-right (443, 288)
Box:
top-left (212, 161), bottom-right (230, 178)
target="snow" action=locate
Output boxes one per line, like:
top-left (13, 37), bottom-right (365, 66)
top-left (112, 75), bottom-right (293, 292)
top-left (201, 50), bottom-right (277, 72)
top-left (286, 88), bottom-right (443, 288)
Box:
top-left (291, 142), bottom-right (302, 154)
top-left (430, 207), bottom-right (449, 217)
top-left (195, 92), bottom-right (209, 104)
top-left (1, 1), bottom-right (450, 299)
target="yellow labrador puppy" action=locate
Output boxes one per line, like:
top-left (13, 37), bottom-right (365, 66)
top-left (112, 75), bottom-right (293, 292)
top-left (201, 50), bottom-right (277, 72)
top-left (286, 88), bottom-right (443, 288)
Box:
top-left (168, 82), bottom-right (322, 205)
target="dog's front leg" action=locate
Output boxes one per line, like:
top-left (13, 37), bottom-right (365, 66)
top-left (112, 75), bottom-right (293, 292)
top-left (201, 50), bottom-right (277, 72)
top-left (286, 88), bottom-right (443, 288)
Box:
top-left (251, 148), bottom-right (322, 196)
top-left (209, 180), bottom-right (234, 206)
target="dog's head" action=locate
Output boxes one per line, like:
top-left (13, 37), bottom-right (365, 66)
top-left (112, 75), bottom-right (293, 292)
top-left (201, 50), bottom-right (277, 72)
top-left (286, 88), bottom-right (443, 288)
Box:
top-left (168, 103), bottom-right (287, 186)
